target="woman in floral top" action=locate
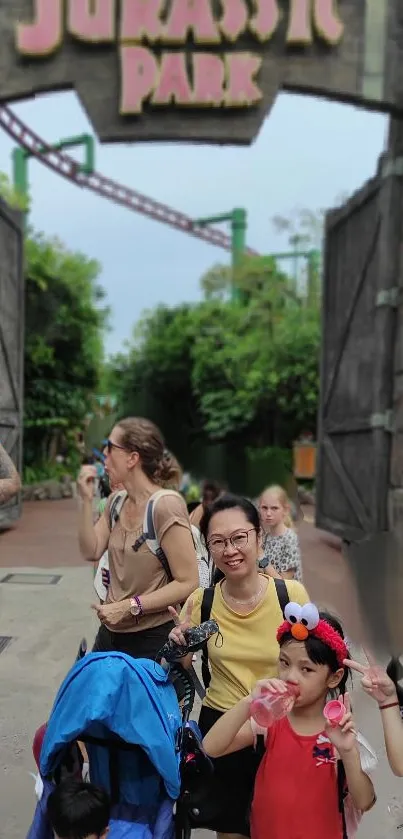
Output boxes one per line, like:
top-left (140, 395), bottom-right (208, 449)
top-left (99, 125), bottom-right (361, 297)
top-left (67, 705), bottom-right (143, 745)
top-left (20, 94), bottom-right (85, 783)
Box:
top-left (258, 485), bottom-right (302, 581)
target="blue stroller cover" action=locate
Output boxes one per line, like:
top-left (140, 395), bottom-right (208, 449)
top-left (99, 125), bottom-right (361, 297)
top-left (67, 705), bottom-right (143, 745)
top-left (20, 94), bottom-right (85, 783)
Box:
top-left (27, 652), bottom-right (183, 839)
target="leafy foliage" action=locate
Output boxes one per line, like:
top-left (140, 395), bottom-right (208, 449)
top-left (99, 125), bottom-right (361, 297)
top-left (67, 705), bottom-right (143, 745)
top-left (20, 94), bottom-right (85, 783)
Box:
top-left (111, 249), bottom-right (320, 452)
top-left (0, 171), bottom-right (108, 469)
top-left (24, 231), bottom-right (109, 467)
top-left (0, 172), bottom-right (29, 212)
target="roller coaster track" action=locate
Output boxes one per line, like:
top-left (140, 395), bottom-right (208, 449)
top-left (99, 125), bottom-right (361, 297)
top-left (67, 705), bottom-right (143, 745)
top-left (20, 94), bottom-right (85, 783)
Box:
top-left (0, 104), bottom-right (258, 255)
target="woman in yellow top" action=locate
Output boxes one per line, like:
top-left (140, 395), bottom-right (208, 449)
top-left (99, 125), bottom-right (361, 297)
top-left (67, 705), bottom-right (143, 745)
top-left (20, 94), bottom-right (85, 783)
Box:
top-left (169, 494), bottom-right (309, 839)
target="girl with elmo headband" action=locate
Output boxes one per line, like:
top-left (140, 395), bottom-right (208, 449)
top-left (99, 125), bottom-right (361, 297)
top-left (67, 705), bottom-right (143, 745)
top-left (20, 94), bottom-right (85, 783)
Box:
top-left (203, 603), bottom-right (377, 839)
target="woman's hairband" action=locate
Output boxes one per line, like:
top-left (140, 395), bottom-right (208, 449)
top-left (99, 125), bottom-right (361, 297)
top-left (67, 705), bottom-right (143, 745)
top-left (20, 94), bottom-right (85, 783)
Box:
top-left (277, 603), bottom-right (348, 667)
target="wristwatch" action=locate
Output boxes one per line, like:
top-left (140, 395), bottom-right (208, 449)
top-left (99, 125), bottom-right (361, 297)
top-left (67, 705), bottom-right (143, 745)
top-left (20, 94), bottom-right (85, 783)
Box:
top-left (130, 596), bottom-right (143, 618)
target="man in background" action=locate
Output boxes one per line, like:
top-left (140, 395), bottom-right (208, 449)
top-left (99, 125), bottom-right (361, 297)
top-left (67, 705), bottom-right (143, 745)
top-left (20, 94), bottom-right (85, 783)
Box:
top-left (0, 441), bottom-right (21, 505)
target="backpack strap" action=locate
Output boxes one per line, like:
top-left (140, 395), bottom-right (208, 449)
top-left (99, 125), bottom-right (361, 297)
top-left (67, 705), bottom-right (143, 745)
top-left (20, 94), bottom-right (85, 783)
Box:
top-left (200, 587), bottom-right (215, 690)
top-left (143, 489), bottom-right (170, 554)
top-left (273, 578), bottom-right (290, 616)
top-left (199, 579), bottom-right (290, 694)
top-left (251, 580), bottom-right (289, 756)
top-left (109, 491), bottom-right (127, 529)
top-left (133, 490), bottom-right (180, 582)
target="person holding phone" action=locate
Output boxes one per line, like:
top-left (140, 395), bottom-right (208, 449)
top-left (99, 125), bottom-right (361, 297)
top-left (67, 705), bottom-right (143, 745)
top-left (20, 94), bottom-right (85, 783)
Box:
top-left (77, 416), bottom-right (198, 660)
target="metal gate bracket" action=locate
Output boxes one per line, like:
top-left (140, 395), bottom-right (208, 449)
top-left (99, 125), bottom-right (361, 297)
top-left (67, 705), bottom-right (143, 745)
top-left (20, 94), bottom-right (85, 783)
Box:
top-left (381, 157), bottom-right (403, 178)
top-left (370, 410), bottom-right (394, 432)
top-left (376, 287), bottom-right (399, 308)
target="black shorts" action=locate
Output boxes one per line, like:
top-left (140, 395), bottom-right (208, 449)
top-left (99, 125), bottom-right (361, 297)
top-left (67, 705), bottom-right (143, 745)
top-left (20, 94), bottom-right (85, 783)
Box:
top-left (198, 705), bottom-right (260, 837)
top-left (92, 621), bottom-right (174, 660)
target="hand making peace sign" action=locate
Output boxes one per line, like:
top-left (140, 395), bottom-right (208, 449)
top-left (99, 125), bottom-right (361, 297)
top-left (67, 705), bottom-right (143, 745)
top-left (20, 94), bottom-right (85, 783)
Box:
top-left (344, 648), bottom-right (398, 706)
top-left (168, 598), bottom-right (194, 647)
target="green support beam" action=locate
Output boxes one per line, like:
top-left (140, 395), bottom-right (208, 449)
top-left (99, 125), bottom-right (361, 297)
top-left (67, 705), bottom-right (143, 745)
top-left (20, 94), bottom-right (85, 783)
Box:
top-left (12, 134), bottom-right (95, 218)
top-left (249, 248), bottom-right (321, 304)
top-left (194, 207), bottom-right (247, 302)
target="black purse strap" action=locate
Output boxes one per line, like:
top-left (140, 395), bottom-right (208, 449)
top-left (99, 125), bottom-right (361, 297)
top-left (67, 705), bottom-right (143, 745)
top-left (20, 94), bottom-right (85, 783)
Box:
top-left (273, 578), bottom-right (289, 616)
top-left (200, 587), bottom-right (215, 689)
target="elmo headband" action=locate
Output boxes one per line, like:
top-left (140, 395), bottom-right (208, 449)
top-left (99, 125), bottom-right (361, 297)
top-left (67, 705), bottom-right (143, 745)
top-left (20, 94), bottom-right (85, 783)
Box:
top-left (277, 603), bottom-right (348, 668)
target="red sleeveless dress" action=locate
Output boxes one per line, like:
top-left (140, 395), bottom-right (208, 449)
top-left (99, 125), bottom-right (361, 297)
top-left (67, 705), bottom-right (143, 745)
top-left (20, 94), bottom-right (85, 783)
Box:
top-left (251, 717), bottom-right (344, 839)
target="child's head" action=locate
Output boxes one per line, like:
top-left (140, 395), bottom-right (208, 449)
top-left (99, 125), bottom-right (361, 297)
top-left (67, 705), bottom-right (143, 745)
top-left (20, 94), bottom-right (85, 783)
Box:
top-left (259, 485), bottom-right (292, 531)
top-left (277, 603), bottom-right (349, 708)
top-left (202, 479), bottom-right (221, 509)
top-left (47, 780), bottom-right (110, 839)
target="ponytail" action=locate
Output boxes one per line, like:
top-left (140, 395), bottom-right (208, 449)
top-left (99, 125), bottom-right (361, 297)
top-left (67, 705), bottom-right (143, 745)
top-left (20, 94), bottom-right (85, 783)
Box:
top-left (154, 450), bottom-right (183, 490)
top-left (387, 658), bottom-right (403, 712)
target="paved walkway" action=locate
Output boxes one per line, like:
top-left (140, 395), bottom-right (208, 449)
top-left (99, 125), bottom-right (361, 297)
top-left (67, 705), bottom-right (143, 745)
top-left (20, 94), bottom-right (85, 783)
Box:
top-left (0, 499), bottom-right (401, 838)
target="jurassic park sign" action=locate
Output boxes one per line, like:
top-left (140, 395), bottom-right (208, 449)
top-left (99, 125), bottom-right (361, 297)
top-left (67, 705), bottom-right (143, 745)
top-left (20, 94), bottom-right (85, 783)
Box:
top-left (1, 1), bottom-right (402, 144)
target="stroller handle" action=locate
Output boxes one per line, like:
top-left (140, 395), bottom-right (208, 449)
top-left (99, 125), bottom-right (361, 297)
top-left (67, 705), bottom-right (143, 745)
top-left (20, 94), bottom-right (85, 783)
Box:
top-left (170, 664), bottom-right (195, 722)
top-left (75, 638), bottom-right (87, 662)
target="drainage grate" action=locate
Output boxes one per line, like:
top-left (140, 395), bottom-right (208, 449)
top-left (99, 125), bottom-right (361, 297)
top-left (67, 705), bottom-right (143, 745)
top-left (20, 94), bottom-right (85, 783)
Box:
top-left (0, 636), bottom-right (13, 654)
top-left (0, 573), bottom-right (62, 585)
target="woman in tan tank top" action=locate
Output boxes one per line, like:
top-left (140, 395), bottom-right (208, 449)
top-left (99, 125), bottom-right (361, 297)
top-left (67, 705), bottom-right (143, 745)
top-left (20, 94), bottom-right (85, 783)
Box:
top-left (77, 417), bottom-right (199, 660)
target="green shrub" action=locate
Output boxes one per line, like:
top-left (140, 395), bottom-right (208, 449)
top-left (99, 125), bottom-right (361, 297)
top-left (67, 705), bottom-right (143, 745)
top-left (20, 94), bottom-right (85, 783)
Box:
top-left (246, 447), bottom-right (293, 499)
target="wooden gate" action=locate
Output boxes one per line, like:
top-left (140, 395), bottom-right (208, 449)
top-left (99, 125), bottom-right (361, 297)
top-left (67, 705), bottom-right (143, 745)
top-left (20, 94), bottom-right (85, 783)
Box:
top-left (0, 197), bottom-right (24, 528)
top-left (316, 154), bottom-right (399, 542)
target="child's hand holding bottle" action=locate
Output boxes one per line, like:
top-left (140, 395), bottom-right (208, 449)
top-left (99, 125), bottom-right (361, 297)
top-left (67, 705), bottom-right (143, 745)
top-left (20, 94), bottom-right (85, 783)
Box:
top-left (250, 678), bottom-right (300, 727)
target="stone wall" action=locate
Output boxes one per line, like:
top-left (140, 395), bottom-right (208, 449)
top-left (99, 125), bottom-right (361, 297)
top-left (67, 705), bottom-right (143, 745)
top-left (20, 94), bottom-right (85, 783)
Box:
top-left (22, 475), bottom-right (76, 502)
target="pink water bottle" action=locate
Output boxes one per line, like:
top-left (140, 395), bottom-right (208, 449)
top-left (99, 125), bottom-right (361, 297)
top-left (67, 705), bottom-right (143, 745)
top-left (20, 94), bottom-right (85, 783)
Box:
top-left (250, 683), bottom-right (300, 727)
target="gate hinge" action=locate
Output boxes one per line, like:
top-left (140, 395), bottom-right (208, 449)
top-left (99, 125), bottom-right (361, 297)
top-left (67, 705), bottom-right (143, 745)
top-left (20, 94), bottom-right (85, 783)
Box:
top-left (370, 410), bottom-right (394, 432)
top-left (381, 156), bottom-right (403, 178)
top-left (376, 287), bottom-right (399, 308)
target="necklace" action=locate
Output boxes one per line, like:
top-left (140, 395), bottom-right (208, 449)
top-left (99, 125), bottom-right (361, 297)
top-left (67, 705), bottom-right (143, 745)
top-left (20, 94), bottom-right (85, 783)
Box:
top-left (224, 579), bottom-right (264, 607)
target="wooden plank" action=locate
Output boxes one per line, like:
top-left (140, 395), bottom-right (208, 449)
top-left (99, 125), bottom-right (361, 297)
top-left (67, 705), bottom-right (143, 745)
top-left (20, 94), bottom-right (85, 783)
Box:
top-left (370, 120), bottom-right (403, 526)
top-left (315, 511), bottom-right (367, 544)
top-left (323, 213), bottom-right (381, 413)
top-left (324, 417), bottom-right (374, 435)
top-left (325, 172), bottom-right (380, 231)
top-left (0, 198), bottom-right (24, 527)
top-left (322, 436), bottom-right (372, 531)
top-left (317, 123), bottom-right (403, 541)
top-left (0, 319), bottom-right (19, 408)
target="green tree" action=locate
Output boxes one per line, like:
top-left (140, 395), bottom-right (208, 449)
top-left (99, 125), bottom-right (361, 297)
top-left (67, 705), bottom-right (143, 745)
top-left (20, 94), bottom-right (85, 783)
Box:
top-left (192, 256), bottom-right (319, 443)
top-left (110, 303), bottom-right (206, 466)
top-left (24, 230), bottom-right (109, 468)
top-left (111, 254), bottom-right (320, 451)
top-left (0, 172), bottom-right (108, 470)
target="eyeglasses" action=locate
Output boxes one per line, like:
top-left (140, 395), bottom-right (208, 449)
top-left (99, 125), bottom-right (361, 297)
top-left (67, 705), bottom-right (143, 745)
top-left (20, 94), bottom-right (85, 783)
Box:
top-left (207, 528), bottom-right (256, 558)
top-left (104, 439), bottom-right (127, 453)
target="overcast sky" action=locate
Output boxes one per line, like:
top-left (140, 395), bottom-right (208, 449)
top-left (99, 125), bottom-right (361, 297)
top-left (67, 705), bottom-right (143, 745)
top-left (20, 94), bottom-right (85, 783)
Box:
top-left (0, 91), bottom-right (387, 356)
